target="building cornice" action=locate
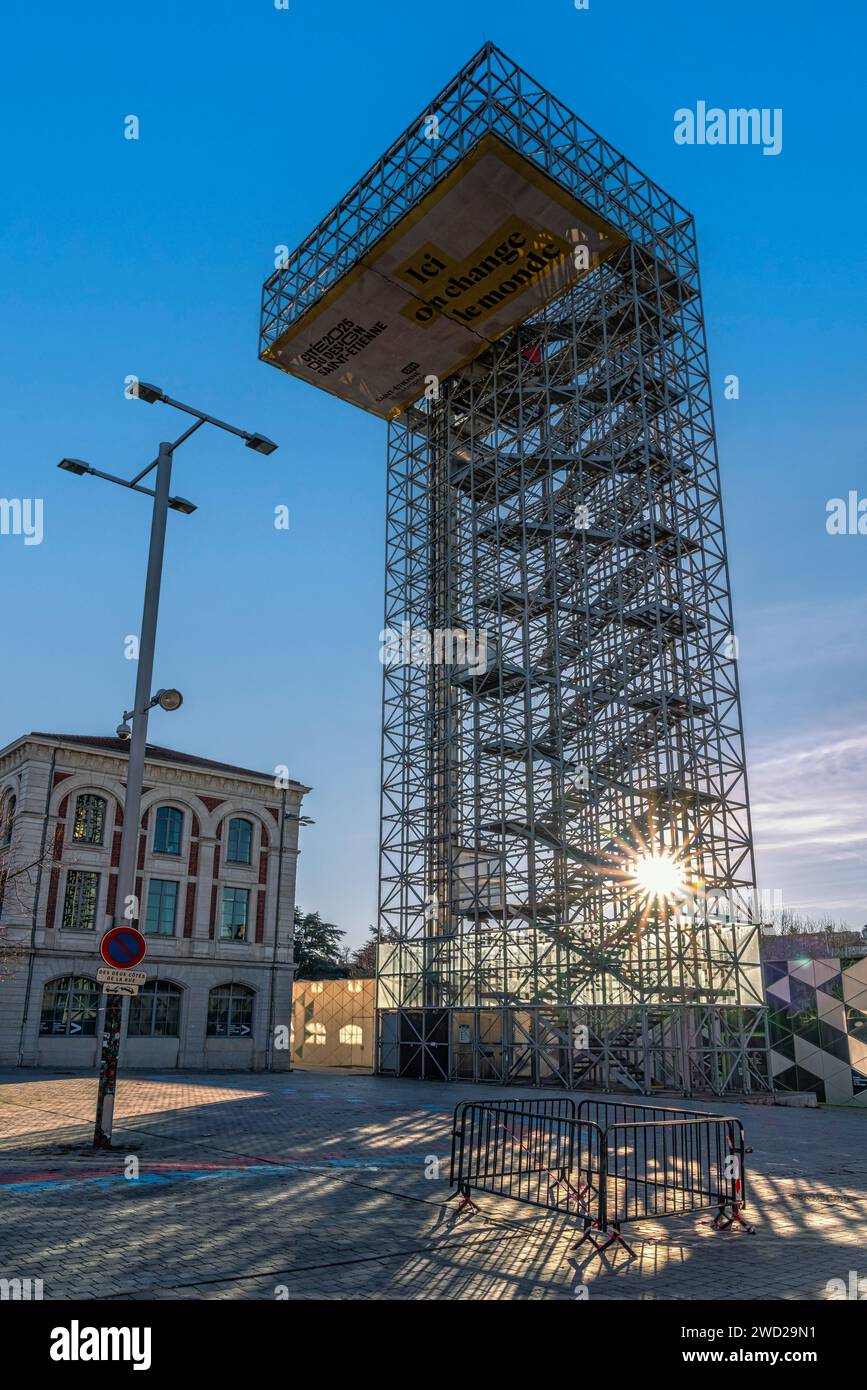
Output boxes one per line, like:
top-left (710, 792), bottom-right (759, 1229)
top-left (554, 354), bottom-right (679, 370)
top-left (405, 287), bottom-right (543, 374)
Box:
top-left (0, 735), bottom-right (310, 803)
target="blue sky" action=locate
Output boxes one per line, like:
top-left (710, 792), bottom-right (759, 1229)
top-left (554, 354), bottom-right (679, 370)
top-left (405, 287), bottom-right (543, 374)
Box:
top-left (2, 0), bottom-right (866, 942)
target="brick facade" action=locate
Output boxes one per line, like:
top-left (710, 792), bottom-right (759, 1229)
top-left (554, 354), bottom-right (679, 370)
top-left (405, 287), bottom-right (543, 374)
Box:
top-left (0, 733), bottom-right (310, 1072)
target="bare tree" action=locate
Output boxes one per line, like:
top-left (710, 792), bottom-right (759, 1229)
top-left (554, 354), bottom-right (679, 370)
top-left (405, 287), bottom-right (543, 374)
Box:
top-left (775, 908), bottom-right (860, 951)
top-left (0, 802), bottom-right (63, 976)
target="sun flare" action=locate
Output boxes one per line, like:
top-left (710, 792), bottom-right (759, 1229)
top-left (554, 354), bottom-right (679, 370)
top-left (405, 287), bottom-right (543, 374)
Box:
top-left (630, 851), bottom-right (686, 903)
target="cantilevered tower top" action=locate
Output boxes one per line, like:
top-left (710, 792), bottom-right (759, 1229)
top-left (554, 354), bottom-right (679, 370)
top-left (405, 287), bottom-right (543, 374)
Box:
top-left (259, 41), bottom-right (693, 420)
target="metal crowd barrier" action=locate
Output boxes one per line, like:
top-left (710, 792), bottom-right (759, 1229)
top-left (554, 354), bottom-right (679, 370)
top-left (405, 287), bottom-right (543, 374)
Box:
top-left (449, 1097), bottom-right (753, 1256)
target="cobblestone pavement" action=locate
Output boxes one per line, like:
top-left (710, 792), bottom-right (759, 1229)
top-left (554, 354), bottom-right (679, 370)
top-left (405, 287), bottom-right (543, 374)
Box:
top-left (0, 1067), bottom-right (864, 1300)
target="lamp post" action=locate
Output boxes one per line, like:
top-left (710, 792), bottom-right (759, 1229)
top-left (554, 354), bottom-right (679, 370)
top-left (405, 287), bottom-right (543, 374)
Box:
top-left (58, 383), bottom-right (278, 1148)
top-left (266, 797), bottom-right (314, 1071)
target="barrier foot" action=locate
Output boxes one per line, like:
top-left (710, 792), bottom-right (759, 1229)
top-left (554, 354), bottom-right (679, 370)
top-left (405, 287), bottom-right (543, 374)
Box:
top-left (708, 1202), bottom-right (755, 1235)
top-left (572, 1219), bottom-right (637, 1260)
top-left (449, 1184), bottom-right (479, 1214)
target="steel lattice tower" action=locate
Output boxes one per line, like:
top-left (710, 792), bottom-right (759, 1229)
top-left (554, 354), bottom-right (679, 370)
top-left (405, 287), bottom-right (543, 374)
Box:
top-left (260, 43), bottom-right (770, 1095)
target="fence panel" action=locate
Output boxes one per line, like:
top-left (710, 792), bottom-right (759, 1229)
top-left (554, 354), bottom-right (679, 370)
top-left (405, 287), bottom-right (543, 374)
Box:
top-left (450, 1097), bottom-right (751, 1249)
top-left (450, 1097), bottom-right (575, 1182)
top-left (450, 1101), bottom-right (600, 1217)
top-left (603, 1116), bottom-right (746, 1225)
top-left (577, 1098), bottom-right (711, 1128)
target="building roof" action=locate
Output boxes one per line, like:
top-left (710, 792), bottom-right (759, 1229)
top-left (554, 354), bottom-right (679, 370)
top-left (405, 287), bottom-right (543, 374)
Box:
top-left (11, 732), bottom-right (309, 792)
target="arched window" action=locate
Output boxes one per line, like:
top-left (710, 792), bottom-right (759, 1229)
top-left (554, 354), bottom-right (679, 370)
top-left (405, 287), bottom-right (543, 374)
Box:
top-left (226, 817), bottom-right (253, 865)
top-left (40, 975), bottom-right (99, 1036)
top-left (153, 806), bottom-right (183, 855)
top-left (72, 794), bottom-right (106, 846)
top-left (207, 983), bottom-right (254, 1037)
top-left (339, 1024), bottom-right (363, 1047)
top-left (1, 793), bottom-right (16, 847)
top-left (128, 980), bottom-right (183, 1037)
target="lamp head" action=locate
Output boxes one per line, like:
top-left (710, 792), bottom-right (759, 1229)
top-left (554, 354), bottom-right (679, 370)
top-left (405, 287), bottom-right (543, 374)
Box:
top-left (156, 688), bottom-right (183, 712)
top-left (244, 432), bottom-right (278, 456)
top-left (133, 381), bottom-right (164, 404)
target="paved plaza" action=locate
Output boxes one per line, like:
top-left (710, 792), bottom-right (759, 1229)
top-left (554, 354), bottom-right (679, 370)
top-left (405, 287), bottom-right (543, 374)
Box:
top-left (0, 1067), bottom-right (865, 1301)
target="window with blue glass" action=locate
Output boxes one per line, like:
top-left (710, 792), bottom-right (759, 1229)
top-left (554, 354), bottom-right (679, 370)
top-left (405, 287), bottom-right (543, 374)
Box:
top-left (226, 817), bottom-right (253, 865)
top-left (220, 886), bottom-right (249, 941)
top-left (153, 806), bottom-right (183, 855)
top-left (145, 879), bottom-right (178, 936)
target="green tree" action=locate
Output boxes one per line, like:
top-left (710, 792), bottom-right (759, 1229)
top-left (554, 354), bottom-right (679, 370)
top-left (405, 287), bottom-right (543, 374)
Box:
top-left (349, 926), bottom-right (377, 977)
top-left (293, 908), bottom-right (347, 978)
top-left (349, 923), bottom-right (400, 977)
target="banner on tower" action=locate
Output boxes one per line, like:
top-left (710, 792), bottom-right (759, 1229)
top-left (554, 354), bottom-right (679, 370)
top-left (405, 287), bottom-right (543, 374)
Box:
top-left (262, 134), bottom-right (626, 419)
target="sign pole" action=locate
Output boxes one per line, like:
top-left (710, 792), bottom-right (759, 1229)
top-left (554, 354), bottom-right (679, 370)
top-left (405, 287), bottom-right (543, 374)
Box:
top-left (93, 442), bottom-right (172, 1149)
top-left (94, 993), bottom-right (123, 1147)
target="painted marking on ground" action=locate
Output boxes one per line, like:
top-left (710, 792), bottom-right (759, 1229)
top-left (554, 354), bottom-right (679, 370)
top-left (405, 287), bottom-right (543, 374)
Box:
top-left (0, 1153), bottom-right (448, 1194)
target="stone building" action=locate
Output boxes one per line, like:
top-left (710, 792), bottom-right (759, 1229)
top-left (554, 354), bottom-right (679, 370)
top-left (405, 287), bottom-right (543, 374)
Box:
top-left (0, 732), bottom-right (309, 1071)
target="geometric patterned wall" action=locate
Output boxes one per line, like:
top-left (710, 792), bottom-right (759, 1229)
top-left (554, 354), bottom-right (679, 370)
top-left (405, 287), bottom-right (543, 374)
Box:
top-left (292, 978), bottom-right (375, 1070)
top-left (764, 956), bottom-right (867, 1105)
top-left (292, 961), bottom-right (867, 1101)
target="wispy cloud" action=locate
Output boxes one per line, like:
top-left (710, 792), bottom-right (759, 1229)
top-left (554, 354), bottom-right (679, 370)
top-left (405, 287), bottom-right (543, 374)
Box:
top-left (739, 594), bottom-right (867, 679)
top-left (749, 723), bottom-right (867, 923)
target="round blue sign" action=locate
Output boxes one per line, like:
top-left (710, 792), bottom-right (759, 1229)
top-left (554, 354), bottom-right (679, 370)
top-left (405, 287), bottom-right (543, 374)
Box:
top-left (100, 925), bottom-right (147, 969)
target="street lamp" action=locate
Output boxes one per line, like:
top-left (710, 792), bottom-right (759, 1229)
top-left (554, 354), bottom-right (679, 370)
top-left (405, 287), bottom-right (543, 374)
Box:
top-left (116, 689), bottom-right (183, 741)
top-left (58, 457), bottom-right (199, 515)
top-left (58, 384), bottom-right (278, 1147)
top-left (130, 381), bottom-right (163, 404)
top-left (245, 433), bottom-right (279, 456)
top-left (153, 688), bottom-right (184, 712)
top-left (266, 800), bottom-right (315, 1072)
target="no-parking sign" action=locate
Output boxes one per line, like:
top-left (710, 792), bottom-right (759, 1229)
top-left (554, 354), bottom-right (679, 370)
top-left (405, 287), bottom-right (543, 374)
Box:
top-left (99, 925), bottom-right (147, 969)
